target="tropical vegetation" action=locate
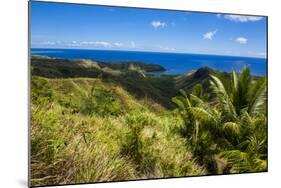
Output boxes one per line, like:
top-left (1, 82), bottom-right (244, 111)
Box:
top-left (30, 57), bottom-right (267, 186)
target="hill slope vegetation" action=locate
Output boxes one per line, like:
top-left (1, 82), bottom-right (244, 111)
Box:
top-left (30, 57), bottom-right (267, 186)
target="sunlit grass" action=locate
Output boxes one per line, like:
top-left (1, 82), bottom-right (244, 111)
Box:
top-left (31, 77), bottom-right (205, 186)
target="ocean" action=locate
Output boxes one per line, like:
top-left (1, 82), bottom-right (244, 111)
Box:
top-left (31, 48), bottom-right (267, 76)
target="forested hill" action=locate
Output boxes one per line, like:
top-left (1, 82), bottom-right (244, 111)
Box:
top-left (31, 56), bottom-right (232, 109)
top-left (31, 56), bottom-right (166, 78)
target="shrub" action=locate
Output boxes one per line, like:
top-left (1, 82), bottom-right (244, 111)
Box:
top-left (81, 86), bottom-right (122, 116)
top-left (31, 76), bottom-right (54, 103)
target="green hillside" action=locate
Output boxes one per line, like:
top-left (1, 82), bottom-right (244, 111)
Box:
top-left (31, 76), bottom-right (206, 186)
top-left (31, 57), bottom-right (267, 186)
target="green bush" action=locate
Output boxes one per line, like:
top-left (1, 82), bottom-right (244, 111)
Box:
top-left (81, 86), bottom-right (123, 116)
top-left (31, 76), bottom-right (54, 103)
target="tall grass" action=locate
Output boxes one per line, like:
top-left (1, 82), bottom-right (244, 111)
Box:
top-left (30, 77), bottom-right (205, 186)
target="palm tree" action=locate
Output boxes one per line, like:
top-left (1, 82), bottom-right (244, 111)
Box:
top-left (210, 66), bottom-right (267, 173)
top-left (172, 89), bottom-right (215, 146)
top-left (172, 66), bottom-right (267, 174)
top-left (172, 89), bottom-right (223, 172)
top-left (220, 111), bottom-right (268, 173)
top-left (210, 67), bottom-right (267, 118)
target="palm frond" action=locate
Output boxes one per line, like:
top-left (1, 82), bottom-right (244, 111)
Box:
top-left (210, 75), bottom-right (237, 119)
top-left (248, 79), bottom-right (267, 115)
top-left (192, 84), bottom-right (203, 98)
top-left (231, 69), bottom-right (238, 93)
top-left (246, 136), bottom-right (266, 154)
top-left (190, 94), bottom-right (206, 108)
top-left (219, 150), bottom-right (250, 173)
top-left (189, 107), bottom-right (216, 124)
top-left (172, 97), bottom-right (188, 112)
top-left (179, 89), bottom-right (188, 99)
top-left (233, 66), bottom-right (252, 113)
top-left (252, 158), bottom-right (267, 172)
top-left (222, 122), bottom-right (240, 136)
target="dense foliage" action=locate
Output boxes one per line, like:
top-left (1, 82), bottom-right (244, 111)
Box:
top-left (172, 67), bottom-right (267, 173)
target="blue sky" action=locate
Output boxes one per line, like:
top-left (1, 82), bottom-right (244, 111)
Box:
top-left (31, 1), bottom-right (267, 58)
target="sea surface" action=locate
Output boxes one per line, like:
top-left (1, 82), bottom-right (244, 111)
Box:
top-left (31, 48), bottom-right (267, 76)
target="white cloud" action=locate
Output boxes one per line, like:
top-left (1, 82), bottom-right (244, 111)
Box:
top-left (216, 14), bottom-right (221, 18)
top-left (80, 41), bottom-right (95, 45)
top-left (38, 40), bottom-right (127, 48)
top-left (151, 21), bottom-right (167, 29)
top-left (248, 51), bottom-right (266, 57)
top-left (41, 41), bottom-right (81, 47)
top-left (65, 41), bottom-right (81, 47)
top-left (113, 42), bottom-right (123, 47)
top-left (93, 41), bottom-right (112, 47)
top-left (41, 41), bottom-right (56, 45)
top-left (236, 37), bottom-right (248, 44)
top-left (160, 46), bottom-right (176, 51)
top-left (131, 41), bottom-right (136, 48)
top-left (256, 52), bottom-right (266, 56)
top-left (224, 15), bottom-right (263, 22)
top-left (203, 30), bottom-right (217, 40)
top-left (75, 41), bottom-right (112, 47)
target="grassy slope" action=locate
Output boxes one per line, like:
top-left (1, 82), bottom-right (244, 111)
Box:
top-left (32, 57), bottom-right (266, 186)
top-left (31, 57), bottom-right (178, 109)
top-left (31, 77), bottom-right (206, 186)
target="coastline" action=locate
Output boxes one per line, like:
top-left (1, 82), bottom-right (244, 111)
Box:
top-left (31, 48), bottom-right (267, 76)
